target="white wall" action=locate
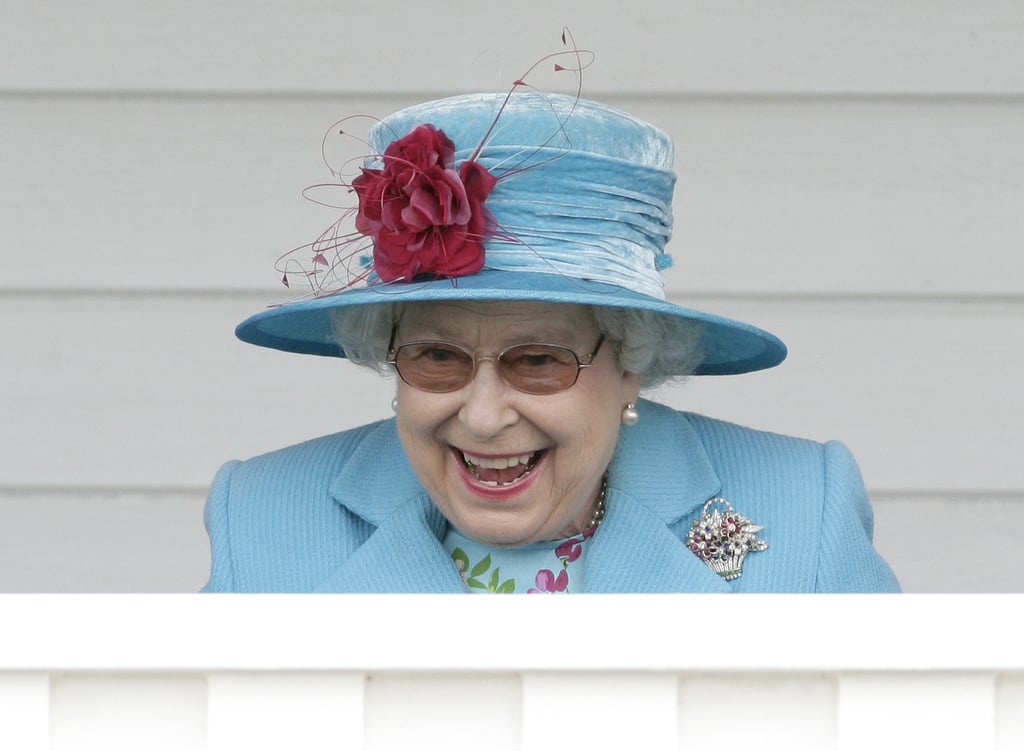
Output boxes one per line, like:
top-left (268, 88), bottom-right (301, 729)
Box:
top-left (2, 1), bottom-right (1022, 592)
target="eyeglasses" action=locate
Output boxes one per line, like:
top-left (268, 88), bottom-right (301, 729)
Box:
top-left (387, 331), bottom-right (605, 395)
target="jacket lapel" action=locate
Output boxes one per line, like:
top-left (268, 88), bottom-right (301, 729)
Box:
top-left (316, 420), bottom-right (464, 593)
top-left (585, 401), bottom-right (733, 593)
top-left (313, 493), bottom-right (465, 593)
top-left (584, 493), bottom-right (732, 592)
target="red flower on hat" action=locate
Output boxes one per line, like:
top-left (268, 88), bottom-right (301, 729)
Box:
top-left (352, 124), bottom-right (497, 282)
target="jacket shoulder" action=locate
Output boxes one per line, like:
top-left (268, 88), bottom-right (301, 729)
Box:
top-left (642, 403), bottom-right (898, 592)
top-left (679, 410), bottom-right (830, 496)
top-left (202, 420), bottom-right (395, 592)
top-left (680, 409), bottom-right (822, 456)
top-left (233, 419), bottom-right (395, 479)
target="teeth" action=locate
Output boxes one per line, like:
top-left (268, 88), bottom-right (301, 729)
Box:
top-left (462, 452), bottom-right (533, 469)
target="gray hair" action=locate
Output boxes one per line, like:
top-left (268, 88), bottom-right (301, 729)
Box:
top-left (330, 303), bottom-right (704, 389)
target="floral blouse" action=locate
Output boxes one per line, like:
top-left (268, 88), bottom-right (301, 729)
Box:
top-left (443, 526), bottom-right (596, 594)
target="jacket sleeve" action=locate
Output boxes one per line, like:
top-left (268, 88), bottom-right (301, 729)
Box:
top-left (814, 441), bottom-right (900, 592)
top-left (200, 460), bottom-right (240, 593)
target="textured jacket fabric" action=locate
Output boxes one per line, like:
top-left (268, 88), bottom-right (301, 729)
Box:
top-left (202, 399), bottom-right (899, 593)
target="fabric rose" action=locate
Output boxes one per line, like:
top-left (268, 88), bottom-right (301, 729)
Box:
top-left (353, 124), bottom-right (496, 282)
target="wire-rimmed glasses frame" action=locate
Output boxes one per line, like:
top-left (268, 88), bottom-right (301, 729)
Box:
top-left (387, 330), bottom-right (606, 395)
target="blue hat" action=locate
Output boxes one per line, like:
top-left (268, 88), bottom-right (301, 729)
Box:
top-left (236, 92), bottom-right (786, 375)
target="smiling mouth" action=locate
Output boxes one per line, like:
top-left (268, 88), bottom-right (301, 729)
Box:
top-left (459, 450), bottom-right (544, 487)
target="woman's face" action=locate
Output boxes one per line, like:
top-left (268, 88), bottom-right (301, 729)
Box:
top-left (393, 300), bottom-right (641, 546)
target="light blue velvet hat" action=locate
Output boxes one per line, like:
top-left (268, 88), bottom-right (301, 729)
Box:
top-left (236, 92), bottom-right (786, 375)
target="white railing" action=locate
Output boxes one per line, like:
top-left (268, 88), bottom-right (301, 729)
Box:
top-left (1, 595), bottom-right (1022, 751)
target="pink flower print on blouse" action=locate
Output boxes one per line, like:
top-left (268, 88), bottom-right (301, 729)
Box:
top-left (554, 527), bottom-right (594, 565)
top-left (528, 569), bottom-right (569, 594)
top-left (450, 548), bottom-right (470, 584)
top-left (555, 539), bottom-right (582, 564)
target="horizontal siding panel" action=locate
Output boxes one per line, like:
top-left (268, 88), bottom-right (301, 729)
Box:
top-left (3, 1), bottom-right (1024, 95)
top-left (871, 496), bottom-right (1024, 593)
top-left (0, 490), bottom-right (209, 593)
top-left (3, 95), bottom-right (1022, 296)
top-left (668, 297), bottom-right (1024, 493)
top-left (655, 98), bottom-right (1024, 297)
top-left (3, 294), bottom-right (1019, 492)
top-left (0, 294), bottom-right (395, 488)
top-left (0, 94), bottom-right (415, 293)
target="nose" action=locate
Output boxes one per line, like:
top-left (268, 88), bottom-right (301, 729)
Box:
top-left (458, 358), bottom-right (520, 438)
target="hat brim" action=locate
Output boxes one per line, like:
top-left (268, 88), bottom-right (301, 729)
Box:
top-left (235, 270), bottom-right (786, 376)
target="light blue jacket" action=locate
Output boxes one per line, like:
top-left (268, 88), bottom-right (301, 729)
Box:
top-left (202, 400), bottom-right (899, 593)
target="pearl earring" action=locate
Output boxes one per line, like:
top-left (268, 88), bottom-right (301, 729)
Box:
top-left (621, 402), bottom-right (639, 426)
top-left (391, 396), bottom-right (399, 413)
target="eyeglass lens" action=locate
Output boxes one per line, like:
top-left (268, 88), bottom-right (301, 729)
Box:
top-left (393, 341), bottom-right (587, 395)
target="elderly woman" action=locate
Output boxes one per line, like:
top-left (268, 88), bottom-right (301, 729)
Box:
top-left (202, 88), bottom-right (899, 593)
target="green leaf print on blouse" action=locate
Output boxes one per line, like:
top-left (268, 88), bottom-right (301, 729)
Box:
top-left (451, 548), bottom-right (517, 593)
top-left (447, 527), bottom-right (595, 594)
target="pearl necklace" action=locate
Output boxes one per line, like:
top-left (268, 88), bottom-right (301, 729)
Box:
top-left (587, 475), bottom-right (608, 531)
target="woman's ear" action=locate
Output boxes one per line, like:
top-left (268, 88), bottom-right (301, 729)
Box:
top-left (621, 370), bottom-right (642, 404)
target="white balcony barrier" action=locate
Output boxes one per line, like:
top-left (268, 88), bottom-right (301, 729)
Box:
top-left (1, 595), bottom-right (1022, 751)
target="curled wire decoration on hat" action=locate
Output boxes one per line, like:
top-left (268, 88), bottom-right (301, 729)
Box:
top-left (274, 30), bottom-right (598, 299)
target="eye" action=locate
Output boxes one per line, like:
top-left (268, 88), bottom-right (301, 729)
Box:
top-left (399, 342), bottom-right (473, 371)
top-left (422, 345), bottom-right (463, 363)
top-left (518, 352), bottom-right (558, 367)
top-left (504, 345), bottom-right (575, 370)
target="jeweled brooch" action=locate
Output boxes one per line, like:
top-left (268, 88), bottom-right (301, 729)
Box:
top-left (686, 498), bottom-right (768, 580)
